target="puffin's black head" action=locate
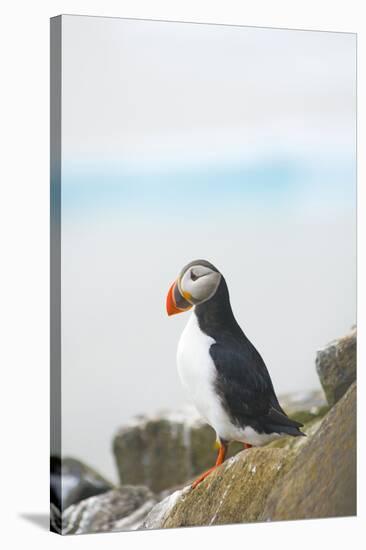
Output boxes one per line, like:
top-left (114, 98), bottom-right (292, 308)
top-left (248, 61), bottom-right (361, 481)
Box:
top-left (166, 259), bottom-right (222, 316)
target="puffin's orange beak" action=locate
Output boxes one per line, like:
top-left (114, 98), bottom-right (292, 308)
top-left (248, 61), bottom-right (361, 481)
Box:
top-left (166, 281), bottom-right (192, 316)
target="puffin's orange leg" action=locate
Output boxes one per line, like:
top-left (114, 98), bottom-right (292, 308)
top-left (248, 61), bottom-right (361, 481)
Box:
top-left (243, 443), bottom-right (252, 450)
top-left (191, 441), bottom-right (228, 489)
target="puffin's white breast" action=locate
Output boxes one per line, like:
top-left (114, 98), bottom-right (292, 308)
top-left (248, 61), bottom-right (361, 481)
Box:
top-left (176, 313), bottom-right (236, 441)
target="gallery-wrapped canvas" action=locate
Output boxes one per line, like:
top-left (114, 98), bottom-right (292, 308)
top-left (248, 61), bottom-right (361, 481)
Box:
top-left (50, 15), bottom-right (357, 535)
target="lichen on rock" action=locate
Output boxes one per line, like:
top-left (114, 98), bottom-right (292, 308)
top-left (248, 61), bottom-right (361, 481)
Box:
top-left (143, 447), bottom-right (291, 529)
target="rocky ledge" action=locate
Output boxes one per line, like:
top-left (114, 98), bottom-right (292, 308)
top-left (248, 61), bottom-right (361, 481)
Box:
top-left (143, 381), bottom-right (356, 528)
top-left (54, 327), bottom-right (356, 534)
top-left (112, 390), bottom-right (328, 493)
top-left (141, 327), bottom-right (357, 529)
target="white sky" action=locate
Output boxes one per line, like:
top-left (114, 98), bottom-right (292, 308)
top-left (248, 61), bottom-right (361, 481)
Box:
top-left (62, 16), bottom-right (355, 165)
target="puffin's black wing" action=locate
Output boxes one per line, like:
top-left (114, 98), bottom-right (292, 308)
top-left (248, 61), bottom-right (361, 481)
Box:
top-left (210, 338), bottom-right (304, 437)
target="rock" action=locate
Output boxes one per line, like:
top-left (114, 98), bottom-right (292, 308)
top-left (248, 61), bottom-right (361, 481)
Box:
top-left (113, 408), bottom-right (227, 493)
top-left (113, 392), bottom-right (326, 493)
top-left (316, 327), bottom-right (356, 406)
top-left (261, 381), bottom-right (356, 521)
top-left (142, 383), bottom-right (356, 528)
top-left (142, 487), bottom-right (191, 530)
top-left (50, 456), bottom-right (114, 511)
top-left (143, 448), bottom-right (291, 528)
top-left (62, 486), bottom-right (156, 535)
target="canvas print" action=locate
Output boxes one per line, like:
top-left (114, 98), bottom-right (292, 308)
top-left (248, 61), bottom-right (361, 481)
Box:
top-left (50, 15), bottom-right (357, 535)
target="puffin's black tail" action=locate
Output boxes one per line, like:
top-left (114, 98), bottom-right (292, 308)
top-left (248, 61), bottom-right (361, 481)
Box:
top-left (265, 407), bottom-right (306, 437)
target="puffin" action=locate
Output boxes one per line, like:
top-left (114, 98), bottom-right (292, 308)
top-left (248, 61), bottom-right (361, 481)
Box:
top-left (166, 259), bottom-right (304, 489)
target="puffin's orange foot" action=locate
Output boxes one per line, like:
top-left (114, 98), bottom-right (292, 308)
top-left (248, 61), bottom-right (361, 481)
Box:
top-left (243, 443), bottom-right (252, 450)
top-left (191, 466), bottom-right (217, 489)
top-left (191, 439), bottom-right (228, 489)
top-left (191, 440), bottom-right (228, 489)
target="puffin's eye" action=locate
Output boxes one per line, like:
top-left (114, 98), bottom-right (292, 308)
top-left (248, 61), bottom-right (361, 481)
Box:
top-left (190, 270), bottom-right (199, 281)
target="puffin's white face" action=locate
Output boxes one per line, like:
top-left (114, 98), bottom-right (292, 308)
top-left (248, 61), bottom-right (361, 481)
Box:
top-left (179, 264), bottom-right (221, 305)
top-left (166, 260), bottom-right (222, 316)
